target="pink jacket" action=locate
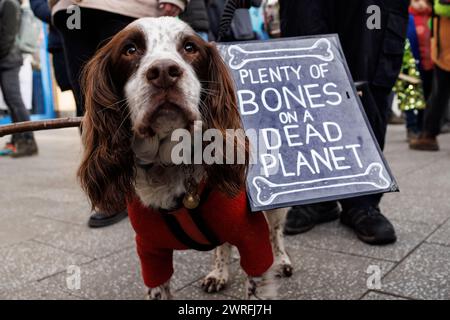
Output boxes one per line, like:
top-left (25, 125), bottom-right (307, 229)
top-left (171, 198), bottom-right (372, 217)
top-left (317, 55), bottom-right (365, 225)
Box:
top-left (51, 0), bottom-right (189, 18)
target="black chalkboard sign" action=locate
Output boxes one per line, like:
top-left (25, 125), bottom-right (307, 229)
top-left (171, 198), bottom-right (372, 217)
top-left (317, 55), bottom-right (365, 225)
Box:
top-left (218, 35), bottom-right (398, 212)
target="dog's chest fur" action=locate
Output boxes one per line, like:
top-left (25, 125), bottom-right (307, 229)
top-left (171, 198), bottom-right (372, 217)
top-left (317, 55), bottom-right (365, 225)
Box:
top-left (135, 165), bottom-right (205, 210)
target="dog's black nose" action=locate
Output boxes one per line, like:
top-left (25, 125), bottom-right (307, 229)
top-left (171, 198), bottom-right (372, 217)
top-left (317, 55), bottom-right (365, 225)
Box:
top-left (146, 59), bottom-right (183, 89)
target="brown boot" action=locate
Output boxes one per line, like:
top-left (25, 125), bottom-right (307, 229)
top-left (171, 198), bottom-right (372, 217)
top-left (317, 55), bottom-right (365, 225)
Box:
top-left (409, 133), bottom-right (439, 151)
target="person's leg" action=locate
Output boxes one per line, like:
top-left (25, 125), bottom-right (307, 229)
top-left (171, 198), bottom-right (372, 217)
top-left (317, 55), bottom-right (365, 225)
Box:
top-left (280, 0), bottom-right (343, 235)
top-left (85, 11), bottom-right (134, 228)
top-left (51, 49), bottom-right (72, 92)
top-left (54, 9), bottom-right (135, 116)
top-left (0, 68), bottom-right (21, 153)
top-left (283, 85), bottom-right (394, 240)
top-left (0, 68), bottom-right (31, 124)
top-left (338, 85), bottom-right (396, 245)
top-left (0, 67), bottom-right (38, 157)
top-left (423, 66), bottom-right (450, 136)
top-left (442, 104), bottom-right (450, 133)
top-left (54, 9), bottom-right (134, 227)
top-left (285, 0), bottom-right (402, 244)
top-left (53, 10), bottom-right (97, 117)
top-left (411, 65), bottom-right (450, 150)
top-left (413, 70), bottom-right (432, 134)
top-left (341, 84), bottom-right (390, 211)
top-left (405, 110), bottom-right (418, 136)
top-left (417, 109), bottom-right (424, 133)
top-left (421, 69), bottom-right (433, 101)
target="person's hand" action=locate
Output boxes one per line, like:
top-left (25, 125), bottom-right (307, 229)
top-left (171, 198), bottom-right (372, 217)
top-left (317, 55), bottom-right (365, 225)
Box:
top-left (159, 3), bottom-right (182, 17)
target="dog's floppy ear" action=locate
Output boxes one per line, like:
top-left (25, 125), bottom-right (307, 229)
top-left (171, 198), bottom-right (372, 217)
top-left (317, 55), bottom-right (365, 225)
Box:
top-left (77, 42), bottom-right (135, 214)
top-left (201, 43), bottom-right (249, 197)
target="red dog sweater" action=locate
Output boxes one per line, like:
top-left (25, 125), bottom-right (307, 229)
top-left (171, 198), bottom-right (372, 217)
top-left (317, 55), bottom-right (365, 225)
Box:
top-left (127, 188), bottom-right (274, 288)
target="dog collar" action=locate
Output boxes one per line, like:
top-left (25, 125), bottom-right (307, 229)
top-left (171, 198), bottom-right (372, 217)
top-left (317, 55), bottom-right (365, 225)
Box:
top-left (159, 185), bottom-right (222, 251)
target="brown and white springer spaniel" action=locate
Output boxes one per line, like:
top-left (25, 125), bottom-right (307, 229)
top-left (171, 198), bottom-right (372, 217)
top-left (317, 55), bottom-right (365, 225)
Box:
top-left (78, 17), bottom-right (292, 300)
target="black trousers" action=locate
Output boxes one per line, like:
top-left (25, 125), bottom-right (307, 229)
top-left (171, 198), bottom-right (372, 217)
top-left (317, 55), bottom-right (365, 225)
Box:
top-left (54, 8), bottom-right (135, 117)
top-left (421, 69), bottom-right (434, 102)
top-left (423, 65), bottom-right (450, 137)
top-left (340, 84), bottom-right (391, 210)
top-left (0, 66), bottom-right (33, 141)
top-left (51, 48), bottom-right (72, 92)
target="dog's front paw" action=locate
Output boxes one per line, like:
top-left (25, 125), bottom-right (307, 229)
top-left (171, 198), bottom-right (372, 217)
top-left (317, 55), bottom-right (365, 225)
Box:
top-left (273, 256), bottom-right (293, 278)
top-left (201, 269), bottom-right (229, 293)
top-left (273, 252), bottom-right (293, 278)
top-left (273, 263), bottom-right (293, 278)
top-left (147, 282), bottom-right (172, 300)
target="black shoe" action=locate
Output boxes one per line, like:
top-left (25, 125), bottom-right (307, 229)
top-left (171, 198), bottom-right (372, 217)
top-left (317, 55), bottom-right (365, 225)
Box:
top-left (88, 210), bottom-right (128, 228)
top-left (284, 201), bottom-right (341, 235)
top-left (11, 138), bottom-right (38, 158)
top-left (340, 206), bottom-right (397, 245)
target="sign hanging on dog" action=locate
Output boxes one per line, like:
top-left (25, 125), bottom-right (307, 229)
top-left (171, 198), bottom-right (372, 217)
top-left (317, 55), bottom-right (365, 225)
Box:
top-left (218, 35), bottom-right (398, 212)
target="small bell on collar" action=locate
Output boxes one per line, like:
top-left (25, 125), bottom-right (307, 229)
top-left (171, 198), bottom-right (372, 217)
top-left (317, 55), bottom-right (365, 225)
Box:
top-left (183, 192), bottom-right (200, 209)
top-left (183, 174), bottom-right (201, 209)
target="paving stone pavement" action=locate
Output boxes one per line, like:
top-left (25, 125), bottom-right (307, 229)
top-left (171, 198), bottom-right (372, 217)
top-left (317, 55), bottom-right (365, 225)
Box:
top-left (0, 126), bottom-right (449, 300)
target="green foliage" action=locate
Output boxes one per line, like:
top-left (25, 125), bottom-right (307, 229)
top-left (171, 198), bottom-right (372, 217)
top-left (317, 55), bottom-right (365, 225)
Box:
top-left (393, 40), bottom-right (426, 111)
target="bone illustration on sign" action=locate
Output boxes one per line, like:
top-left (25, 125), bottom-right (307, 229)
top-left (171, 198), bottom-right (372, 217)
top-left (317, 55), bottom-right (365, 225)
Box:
top-left (252, 162), bottom-right (390, 206)
top-left (228, 38), bottom-right (335, 70)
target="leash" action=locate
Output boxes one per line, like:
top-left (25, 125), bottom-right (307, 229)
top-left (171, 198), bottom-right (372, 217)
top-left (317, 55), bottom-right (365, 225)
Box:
top-left (0, 117), bottom-right (83, 137)
top-left (159, 185), bottom-right (222, 251)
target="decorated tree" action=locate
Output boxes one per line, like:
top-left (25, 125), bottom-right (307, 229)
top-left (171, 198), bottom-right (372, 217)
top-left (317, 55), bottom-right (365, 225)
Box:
top-left (393, 40), bottom-right (426, 112)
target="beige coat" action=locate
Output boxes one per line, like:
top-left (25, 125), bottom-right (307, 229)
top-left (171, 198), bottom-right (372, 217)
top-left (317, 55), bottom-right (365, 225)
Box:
top-left (50, 0), bottom-right (189, 19)
top-left (432, 16), bottom-right (450, 72)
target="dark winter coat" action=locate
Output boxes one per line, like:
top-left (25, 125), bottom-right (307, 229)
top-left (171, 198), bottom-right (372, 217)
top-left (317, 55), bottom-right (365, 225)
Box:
top-left (279, 0), bottom-right (409, 89)
top-left (180, 0), bottom-right (210, 33)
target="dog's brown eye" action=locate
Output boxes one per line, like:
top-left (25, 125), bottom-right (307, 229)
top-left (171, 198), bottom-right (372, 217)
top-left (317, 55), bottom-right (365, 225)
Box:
top-left (123, 44), bottom-right (137, 56)
top-left (184, 41), bottom-right (197, 54)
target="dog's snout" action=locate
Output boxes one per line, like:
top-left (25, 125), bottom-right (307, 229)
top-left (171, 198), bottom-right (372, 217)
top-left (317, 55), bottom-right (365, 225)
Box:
top-left (146, 59), bottom-right (183, 89)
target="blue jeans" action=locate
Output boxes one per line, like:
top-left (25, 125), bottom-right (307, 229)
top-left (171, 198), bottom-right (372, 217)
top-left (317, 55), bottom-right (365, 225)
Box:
top-left (405, 109), bottom-right (424, 134)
